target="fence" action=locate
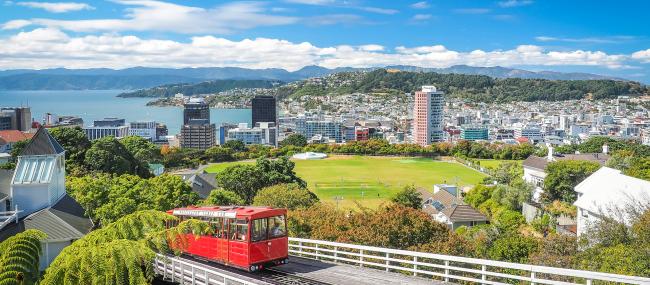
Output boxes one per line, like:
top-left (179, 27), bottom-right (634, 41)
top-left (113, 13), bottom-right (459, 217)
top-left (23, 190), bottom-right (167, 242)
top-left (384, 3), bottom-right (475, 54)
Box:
top-left (288, 237), bottom-right (650, 285)
top-left (154, 254), bottom-right (260, 285)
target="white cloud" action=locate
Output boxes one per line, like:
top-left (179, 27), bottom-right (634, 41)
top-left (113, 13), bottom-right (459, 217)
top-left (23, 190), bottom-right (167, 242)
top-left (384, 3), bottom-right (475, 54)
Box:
top-left (0, 28), bottom-right (638, 71)
top-left (358, 6), bottom-right (398, 15)
top-left (410, 1), bottom-right (429, 9)
top-left (307, 14), bottom-right (363, 25)
top-left (632, 49), bottom-right (650, 63)
top-left (16, 1), bottom-right (94, 13)
top-left (3, 1), bottom-right (298, 34)
top-left (2, 19), bottom-right (32, 29)
top-left (284, 0), bottom-right (398, 15)
top-left (453, 8), bottom-right (491, 14)
top-left (535, 35), bottom-right (636, 44)
top-left (411, 14), bottom-right (432, 21)
top-left (498, 0), bottom-right (534, 8)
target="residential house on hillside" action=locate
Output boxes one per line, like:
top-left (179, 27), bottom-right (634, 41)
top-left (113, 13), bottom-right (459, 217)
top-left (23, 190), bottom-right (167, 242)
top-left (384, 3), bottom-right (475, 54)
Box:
top-left (573, 167), bottom-right (650, 237)
top-left (0, 130), bottom-right (34, 153)
top-left (0, 127), bottom-right (92, 270)
top-left (418, 187), bottom-right (488, 230)
top-left (523, 144), bottom-right (609, 201)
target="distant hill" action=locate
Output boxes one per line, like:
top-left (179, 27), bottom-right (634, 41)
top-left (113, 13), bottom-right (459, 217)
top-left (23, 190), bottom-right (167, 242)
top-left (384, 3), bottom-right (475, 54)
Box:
top-left (0, 65), bottom-right (629, 90)
top-left (117, 79), bottom-right (283, 97)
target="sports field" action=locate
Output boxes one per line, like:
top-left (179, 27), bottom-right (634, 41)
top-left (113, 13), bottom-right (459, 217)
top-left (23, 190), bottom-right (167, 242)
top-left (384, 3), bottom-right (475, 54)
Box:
top-left (204, 155), bottom-right (487, 209)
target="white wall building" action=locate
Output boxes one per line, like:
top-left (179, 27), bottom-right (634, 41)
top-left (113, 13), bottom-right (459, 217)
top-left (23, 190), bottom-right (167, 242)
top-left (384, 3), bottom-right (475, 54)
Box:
top-left (129, 121), bottom-right (158, 141)
top-left (574, 167), bottom-right (650, 237)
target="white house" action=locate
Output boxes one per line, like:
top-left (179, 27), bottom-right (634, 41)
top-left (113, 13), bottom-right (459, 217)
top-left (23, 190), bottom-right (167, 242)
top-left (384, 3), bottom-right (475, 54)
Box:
top-left (0, 127), bottom-right (92, 270)
top-left (573, 167), bottom-right (650, 237)
top-left (522, 144), bottom-right (609, 201)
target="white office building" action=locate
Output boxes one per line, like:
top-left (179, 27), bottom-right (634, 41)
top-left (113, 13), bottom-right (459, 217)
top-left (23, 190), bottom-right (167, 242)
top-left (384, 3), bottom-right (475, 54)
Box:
top-left (129, 121), bottom-right (158, 141)
top-left (84, 125), bottom-right (129, 140)
top-left (513, 124), bottom-right (543, 143)
top-left (227, 122), bottom-right (277, 146)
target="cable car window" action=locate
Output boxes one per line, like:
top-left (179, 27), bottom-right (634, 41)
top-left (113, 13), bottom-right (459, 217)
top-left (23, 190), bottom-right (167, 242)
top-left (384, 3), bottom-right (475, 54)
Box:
top-left (231, 219), bottom-right (248, 242)
top-left (268, 215), bottom-right (286, 238)
top-left (211, 218), bottom-right (224, 238)
top-left (251, 218), bottom-right (268, 242)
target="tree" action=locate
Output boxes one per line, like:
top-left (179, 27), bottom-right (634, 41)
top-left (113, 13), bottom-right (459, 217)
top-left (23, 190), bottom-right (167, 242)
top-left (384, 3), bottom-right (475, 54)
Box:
top-left (49, 127), bottom-right (91, 173)
top-left (390, 185), bottom-right (422, 209)
top-left (490, 161), bottom-right (523, 185)
top-left (493, 209), bottom-right (525, 233)
top-left (9, 139), bottom-right (29, 163)
top-left (529, 234), bottom-right (577, 268)
top-left (253, 183), bottom-right (319, 210)
top-left (215, 164), bottom-right (265, 204)
top-left (205, 146), bottom-right (234, 162)
top-left (281, 133), bottom-right (307, 147)
top-left (202, 189), bottom-right (244, 206)
top-left (488, 235), bottom-right (539, 263)
top-left (626, 157), bottom-right (650, 181)
top-left (41, 210), bottom-right (212, 285)
top-left (223, 140), bottom-right (246, 152)
top-left (216, 157), bottom-right (306, 203)
top-left (84, 136), bottom-right (151, 177)
top-left (67, 173), bottom-right (199, 225)
top-left (464, 185), bottom-right (493, 208)
top-left (490, 179), bottom-right (533, 211)
top-left (0, 229), bottom-right (47, 285)
top-left (542, 160), bottom-right (600, 203)
top-left (120, 135), bottom-right (161, 164)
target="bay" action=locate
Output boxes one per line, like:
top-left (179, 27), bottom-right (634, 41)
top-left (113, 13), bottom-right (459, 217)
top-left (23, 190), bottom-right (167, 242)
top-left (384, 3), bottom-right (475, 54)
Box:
top-left (0, 90), bottom-right (251, 135)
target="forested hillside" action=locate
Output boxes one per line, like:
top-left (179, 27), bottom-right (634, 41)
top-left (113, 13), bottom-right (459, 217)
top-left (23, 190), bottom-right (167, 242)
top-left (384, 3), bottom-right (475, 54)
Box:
top-left (117, 79), bottom-right (283, 97)
top-left (285, 69), bottom-right (647, 102)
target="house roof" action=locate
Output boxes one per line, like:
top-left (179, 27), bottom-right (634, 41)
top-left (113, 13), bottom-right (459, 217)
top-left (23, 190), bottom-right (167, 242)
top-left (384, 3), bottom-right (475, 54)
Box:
top-left (522, 153), bottom-right (610, 171)
top-left (574, 167), bottom-right (650, 224)
top-left (20, 127), bottom-right (64, 156)
top-left (190, 173), bottom-right (218, 199)
top-left (0, 195), bottom-right (92, 242)
top-left (422, 188), bottom-right (487, 223)
top-left (0, 130), bottom-right (34, 144)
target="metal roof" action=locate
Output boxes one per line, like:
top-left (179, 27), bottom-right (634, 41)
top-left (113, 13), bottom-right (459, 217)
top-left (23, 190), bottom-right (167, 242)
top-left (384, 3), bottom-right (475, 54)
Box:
top-left (20, 127), bottom-right (65, 156)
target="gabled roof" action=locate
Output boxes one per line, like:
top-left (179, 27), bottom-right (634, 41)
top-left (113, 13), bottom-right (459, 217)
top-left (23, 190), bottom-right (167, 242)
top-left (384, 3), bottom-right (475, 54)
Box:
top-left (0, 130), bottom-right (34, 144)
top-left (20, 127), bottom-right (64, 156)
top-left (422, 188), bottom-right (487, 223)
top-left (574, 167), bottom-right (650, 224)
top-left (190, 173), bottom-right (218, 199)
top-left (0, 195), bottom-right (92, 242)
top-left (522, 153), bottom-right (610, 171)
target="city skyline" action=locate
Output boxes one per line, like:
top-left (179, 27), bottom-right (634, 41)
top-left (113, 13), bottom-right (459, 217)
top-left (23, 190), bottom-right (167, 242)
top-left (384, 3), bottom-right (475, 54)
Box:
top-left (0, 0), bottom-right (649, 82)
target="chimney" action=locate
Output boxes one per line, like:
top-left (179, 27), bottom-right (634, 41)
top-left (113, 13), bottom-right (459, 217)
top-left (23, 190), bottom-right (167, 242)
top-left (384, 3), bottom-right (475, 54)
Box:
top-left (546, 143), bottom-right (554, 161)
top-left (602, 143), bottom-right (609, 155)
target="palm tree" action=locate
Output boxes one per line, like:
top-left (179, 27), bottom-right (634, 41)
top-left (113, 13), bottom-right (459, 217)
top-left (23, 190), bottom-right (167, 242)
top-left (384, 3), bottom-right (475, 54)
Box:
top-left (0, 229), bottom-right (47, 285)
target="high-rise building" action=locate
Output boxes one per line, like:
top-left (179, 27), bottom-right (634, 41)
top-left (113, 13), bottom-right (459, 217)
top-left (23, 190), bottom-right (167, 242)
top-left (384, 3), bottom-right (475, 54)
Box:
top-left (183, 98), bottom-right (210, 125)
top-left (180, 98), bottom-right (215, 150)
top-left (251, 96), bottom-right (276, 126)
top-left (413, 86), bottom-right (444, 146)
top-left (0, 114), bottom-right (11, 131)
top-left (0, 107), bottom-right (32, 131)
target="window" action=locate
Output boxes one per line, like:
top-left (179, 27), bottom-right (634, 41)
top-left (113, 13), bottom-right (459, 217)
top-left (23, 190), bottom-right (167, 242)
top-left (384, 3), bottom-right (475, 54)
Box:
top-left (268, 215), bottom-right (286, 238)
top-left (230, 219), bottom-right (248, 242)
top-left (251, 218), bottom-right (268, 242)
top-left (211, 218), bottom-right (224, 238)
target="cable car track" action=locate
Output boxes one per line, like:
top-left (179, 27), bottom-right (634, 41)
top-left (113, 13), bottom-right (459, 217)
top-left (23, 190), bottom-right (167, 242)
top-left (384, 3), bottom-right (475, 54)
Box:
top-left (180, 254), bottom-right (333, 285)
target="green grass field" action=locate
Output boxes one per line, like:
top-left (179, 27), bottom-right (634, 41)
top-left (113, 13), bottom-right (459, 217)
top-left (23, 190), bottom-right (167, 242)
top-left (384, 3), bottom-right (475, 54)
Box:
top-left (476, 159), bottom-right (523, 169)
top-left (204, 156), bottom-right (487, 209)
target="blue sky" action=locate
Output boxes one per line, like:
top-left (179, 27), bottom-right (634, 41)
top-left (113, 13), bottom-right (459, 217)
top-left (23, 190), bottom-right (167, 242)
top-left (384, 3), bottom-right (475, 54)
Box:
top-left (0, 0), bottom-right (649, 82)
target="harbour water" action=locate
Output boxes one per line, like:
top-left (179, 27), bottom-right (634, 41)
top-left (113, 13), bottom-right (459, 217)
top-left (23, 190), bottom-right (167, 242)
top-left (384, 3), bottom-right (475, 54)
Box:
top-left (0, 90), bottom-right (251, 135)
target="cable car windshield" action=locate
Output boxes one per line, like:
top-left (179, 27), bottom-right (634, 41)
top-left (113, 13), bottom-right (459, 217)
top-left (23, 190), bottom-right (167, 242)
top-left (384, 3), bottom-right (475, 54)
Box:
top-left (231, 219), bottom-right (248, 242)
top-left (268, 215), bottom-right (286, 238)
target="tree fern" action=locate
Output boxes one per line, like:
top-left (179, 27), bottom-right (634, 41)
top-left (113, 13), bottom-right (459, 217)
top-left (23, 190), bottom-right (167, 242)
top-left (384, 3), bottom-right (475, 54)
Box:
top-left (0, 229), bottom-right (47, 285)
top-left (41, 210), bottom-right (211, 285)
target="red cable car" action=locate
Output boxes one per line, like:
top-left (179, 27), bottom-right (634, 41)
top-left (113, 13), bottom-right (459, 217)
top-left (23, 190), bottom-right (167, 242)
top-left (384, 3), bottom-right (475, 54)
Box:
top-left (166, 206), bottom-right (289, 272)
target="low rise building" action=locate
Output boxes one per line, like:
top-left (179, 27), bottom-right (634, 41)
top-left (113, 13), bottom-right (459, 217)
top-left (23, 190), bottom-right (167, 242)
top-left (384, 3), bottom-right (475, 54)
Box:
top-left (460, 125), bottom-right (489, 141)
top-left (418, 187), bottom-right (487, 230)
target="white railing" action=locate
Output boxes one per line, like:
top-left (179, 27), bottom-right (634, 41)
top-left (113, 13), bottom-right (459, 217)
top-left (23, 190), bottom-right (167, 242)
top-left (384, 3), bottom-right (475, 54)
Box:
top-left (288, 237), bottom-right (650, 285)
top-left (154, 254), bottom-right (262, 285)
top-left (0, 210), bottom-right (19, 231)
